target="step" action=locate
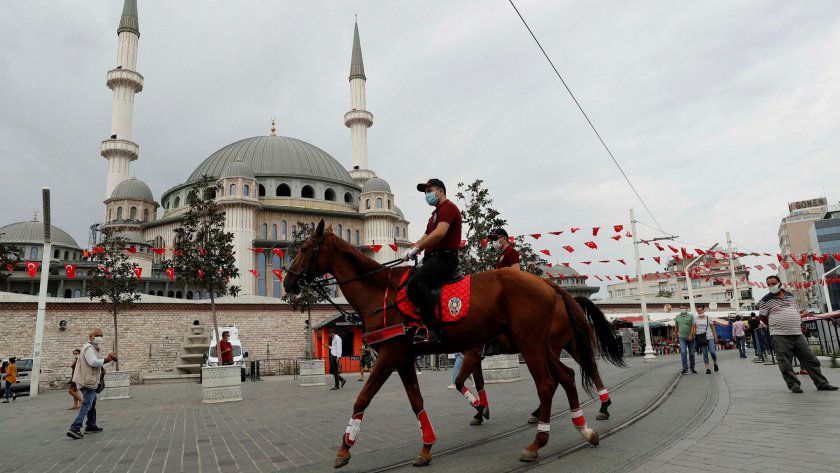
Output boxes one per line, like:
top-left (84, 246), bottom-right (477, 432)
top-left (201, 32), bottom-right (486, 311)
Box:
top-left (184, 344), bottom-right (208, 350)
top-left (188, 334), bottom-right (209, 340)
top-left (141, 373), bottom-right (200, 384)
top-left (176, 363), bottom-right (202, 371)
top-left (179, 354), bottom-right (205, 361)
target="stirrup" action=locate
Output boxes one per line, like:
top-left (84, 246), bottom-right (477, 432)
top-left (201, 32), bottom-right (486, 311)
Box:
top-left (413, 325), bottom-right (430, 344)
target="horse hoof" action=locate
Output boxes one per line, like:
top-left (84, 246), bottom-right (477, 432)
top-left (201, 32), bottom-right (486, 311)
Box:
top-left (482, 407), bottom-right (490, 419)
top-left (412, 455), bottom-right (432, 467)
top-left (588, 431), bottom-right (600, 446)
top-left (527, 415), bottom-right (539, 424)
top-left (334, 454), bottom-right (351, 469)
top-left (470, 417), bottom-right (483, 426)
top-left (596, 411), bottom-right (610, 420)
top-left (519, 450), bottom-right (539, 462)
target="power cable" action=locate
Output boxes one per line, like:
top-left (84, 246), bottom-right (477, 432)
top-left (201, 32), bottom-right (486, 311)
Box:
top-left (508, 0), bottom-right (667, 234)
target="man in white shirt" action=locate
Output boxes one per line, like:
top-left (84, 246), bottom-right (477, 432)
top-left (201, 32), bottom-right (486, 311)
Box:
top-left (329, 330), bottom-right (346, 390)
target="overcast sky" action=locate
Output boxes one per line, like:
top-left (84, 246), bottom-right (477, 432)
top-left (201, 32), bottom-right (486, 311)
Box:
top-left (2, 1), bottom-right (838, 298)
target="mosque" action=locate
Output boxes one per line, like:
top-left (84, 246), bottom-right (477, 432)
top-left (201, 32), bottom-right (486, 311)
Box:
top-left (1, 1), bottom-right (411, 299)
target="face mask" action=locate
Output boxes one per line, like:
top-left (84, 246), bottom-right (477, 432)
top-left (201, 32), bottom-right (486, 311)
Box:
top-left (768, 284), bottom-right (781, 294)
top-left (679, 309), bottom-right (686, 315)
top-left (425, 192), bottom-right (438, 206)
top-left (93, 336), bottom-right (103, 347)
top-left (492, 240), bottom-right (502, 250)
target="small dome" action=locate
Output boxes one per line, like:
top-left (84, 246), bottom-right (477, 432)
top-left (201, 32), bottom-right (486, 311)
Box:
top-left (0, 220), bottom-right (80, 249)
top-left (394, 205), bottom-right (405, 219)
top-left (361, 177), bottom-right (391, 194)
top-left (221, 159), bottom-right (255, 179)
top-left (541, 263), bottom-right (581, 277)
top-left (111, 178), bottom-right (154, 201)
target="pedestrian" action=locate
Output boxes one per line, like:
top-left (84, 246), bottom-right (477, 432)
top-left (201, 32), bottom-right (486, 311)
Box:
top-left (329, 330), bottom-right (346, 390)
top-left (67, 328), bottom-right (117, 439)
top-left (358, 343), bottom-right (373, 381)
top-left (219, 331), bottom-right (234, 366)
top-left (448, 352), bottom-right (472, 389)
top-left (694, 305), bottom-right (719, 374)
top-left (673, 304), bottom-right (697, 374)
top-left (732, 315), bottom-right (747, 358)
top-left (68, 349), bottom-right (83, 410)
top-left (760, 275), bottom-right (838, 393)
top-left (746, 312), bottom-right (766, 362)
top-left (414, 356), bottom-right (423, 375)
top-left (2, 357), bottom-right (17, 402)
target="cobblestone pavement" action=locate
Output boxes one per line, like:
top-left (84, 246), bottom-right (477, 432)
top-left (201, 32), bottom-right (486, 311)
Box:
top-left (1, 351), bottom-right (838, 472)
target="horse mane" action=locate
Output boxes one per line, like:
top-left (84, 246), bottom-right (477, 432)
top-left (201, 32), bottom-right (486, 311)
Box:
top-left (324, 230), bottom-right (405, 289)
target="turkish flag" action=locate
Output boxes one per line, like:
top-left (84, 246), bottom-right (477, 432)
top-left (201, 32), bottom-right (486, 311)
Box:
top-left (563, 246), bottom-right (575, 253)
top-left (165, 267), bottom-right (175, 281)
top-left (388, 243), bottom-right (398, 252)
top-left (132, 267), bottom-right (142, 280)
top-left (584, 241), bottom-right (598, 249)
top-left (248, 269), bottom-right (258, 277)
top-left (125, 246), bottom-right (137, 254)
top-left (6, 263), bottom-right (15, 272)
top-left (546, 262), bottom-right (553, 268)
top-left (92, 246), bottom-right (105, 254)
top-left (834, 253), bottom-right (840, 262)
top-left (582, 261), bottom-right (592, 265)
top-left (272, 248), bottom-right (284, 257)
top-left (570, 227), bottom-right (580, 233)
top-left (625, 231), bottom-right (632, 238)
top-left (530, 233), bottom-right (542, 240)
top-left (368, 245), bottom-right (382, 253)
top-left (654, 243), bottom-right (664, 251)
top-left (26, 262), bottom-right (38, 277)
top-left (562, 262), bottom-right (570, 267)
top-left (594, 275), bottom-right (603, 281)
top-left (768, 263), bottom-right (777, 270)
top-left (480, 239), bottom-right (488, 249)
top-left (618, 259), bottom-right (626, 265)
top-left (617, 275), bottom-right (625, 281)
top-left (592, 227), bottom-right (600, 236)
top-left (172, 249), bottom-right (182, 257)
top-left (152, 248), bottom-right (166, 255)
top-left (272, 269), bottom-right (283, 281)
top-left (653, 256), bottom-right (661, 264)
top-left (666, 245), bottom-right (678, 253)
top-left (540, 249), bottom-right (551, 256)
top-left (250, 248), bottom-right (265, 253)
top-left (197, 269), bottom-right (205, 280)
top-left (598, 260), bottom-right (609, 263)
top-left (755, 265), bottom-right (764, 271)
top-left (605, 275), bottom-right (612, 281)
top-left (611, 235), bottom-right (621, 241)
top-left (64, 264), bottom-right (76, 279)
top-left (549, 231), bottom-right (563, 236)
top-left (613, 225), bottom-right (623, 233)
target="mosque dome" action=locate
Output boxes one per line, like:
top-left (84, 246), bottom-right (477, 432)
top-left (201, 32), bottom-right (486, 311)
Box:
top-left (394, 205), bottom-right (405, 219)
top-left (221, 159), bottom-right (255, 179)
top-left (361, 177), bottom-right (392, 194)
top-left (110, 177), bottom-right (155, 201)
top-left (540, 263), bottom-right (581, 277)
top-left (0, 220), bottom-right (80, 249)
top-left (187, 136), bottom-right (355, 186)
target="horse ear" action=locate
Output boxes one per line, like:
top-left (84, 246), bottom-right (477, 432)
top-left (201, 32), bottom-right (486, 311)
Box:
top-left (315, 219), bottom-right (325, 237)
top-left (324, 224), bottom-right (334, 234)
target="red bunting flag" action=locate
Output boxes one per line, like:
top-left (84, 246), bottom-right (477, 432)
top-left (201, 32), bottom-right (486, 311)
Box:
top-left (272, 269), bottom-right (283, 281)
top-left (165, 267), bottom-right (175, 281)
top-left (530, 233), bottom-right (542, 240)
top-left (549, 231), bottom-right (564, 236)
top-left (26, 262), bottom-right (39, 277)
top-left (197, 269), bottom-right (205, 280)
top-left (272, 248), bottom-right (284, 257)
top-left (546, 262), bottom-right (553, 268)
top-left (125, 246), bottom-right (137, 254)
top-left (388, 243), bottom-right (398, 252)
top-left (571, 227), bottom-right (580, 233)
top-left (584, 241), bottom-right (598, 249)
top-left (540, 249), bottom-right (551, 256)
top-left (557, 274), bottom-right (565, 281)
top-left (754, 265), bottom-right (764, 271)
top-left (508, 236), bottom-right (514, 244)
top-left (248, 269), bottom-right (258, 277)
top-left (5, 263), bottom-right (14, 272)
top-left (618, 259), bottom-right (626, 265)
top-left (250, 248), bottom-right (265, 253)
top-left (768, 263), bottom-right (777, 270)
top-left (480, 239), bottom-right (488, 249)
top-left (613, 225), bottom-right (623, 233)
top-left (617, 275), bottom-right (625, 281)
top-left (92, 246), bottom-right (105, 254)
top-left (594, 275), bottom-right (603, 281)
top-left (368, 245), bottom-right (382, 253)
top-left (667, 245), bottom-right (678, 253)
top-left (653, 256), bottom-right (661, 264)
top-left (592, 227), bottom-right (600, 236)
top-left (563, 246), bottom-right (575, 253)
top-left (132, 267), bottom-right (142, 280)
top-left (598, 260), bottom-right (609, 263)
top-left (777, 254), bottom-right (784, 262)
top-left (834, 253), bottom-right (840, 262)
top-left (582, 261), bottom-right (592, 265)
top-left (562, 262), bottom-right (570, 267)
top-left (172, 249), bottom-right (182, 256)
top-left (64, 264), bottom-right (76, 279)
top-left (605, 276), bottom-right (612, 281)
top-left (654, 243), bottom-right (664, 251)
top-left (625, 231), bottom-right (632, 238)
top-left (152, 248), bottom-right (166, 255)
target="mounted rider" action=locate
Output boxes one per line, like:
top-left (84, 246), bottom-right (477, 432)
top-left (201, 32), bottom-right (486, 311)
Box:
top-left (488, 228), bottom-right (520, 270)
top-left (404, 178), bottom-right (462, 344)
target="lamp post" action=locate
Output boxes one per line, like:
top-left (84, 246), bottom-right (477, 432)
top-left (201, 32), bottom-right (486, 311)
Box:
top-left (726, 232), bottom-right (743, 317)
top-left (31, 188), bottom-right (51, 398)
top-left (684, 243), bottom-right (719, 316)
top-left (630, 209), bottom-right (656, 361)
top-left (822, 266), bottom-right (840, 313)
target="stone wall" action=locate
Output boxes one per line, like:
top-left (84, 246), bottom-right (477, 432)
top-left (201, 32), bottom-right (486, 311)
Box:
top-left (0, 301), bottom-right (343, 390)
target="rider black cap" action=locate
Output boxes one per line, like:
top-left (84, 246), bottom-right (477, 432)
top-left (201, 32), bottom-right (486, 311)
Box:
top-left (488, 228), bottom-right (508, 240)
top-left (416, 178), bottom-right (446, 193)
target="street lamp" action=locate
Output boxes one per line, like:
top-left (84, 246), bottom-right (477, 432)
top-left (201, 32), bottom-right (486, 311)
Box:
top-left (822, 265), bottom-right (840, 313)
top-left (684, 243), bottom-right (719, 316)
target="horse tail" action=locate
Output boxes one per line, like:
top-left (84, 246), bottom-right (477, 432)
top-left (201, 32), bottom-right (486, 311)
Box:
top-left (544, 279), bottom-right (598, 395)
top-left (574, 296), bottom-right (626, 368)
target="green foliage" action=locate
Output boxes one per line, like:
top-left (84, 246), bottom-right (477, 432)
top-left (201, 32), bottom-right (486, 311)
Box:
top-left (87, 232), bottom-right (142, 370)
top-left (454, 179), bottom-right (545, 276)
top-left (0, 238), bottom-right (22, 283)
top-left (281, 221), bottom-right (330, 312)
top-left (656, 290), bottom-right (674, 298)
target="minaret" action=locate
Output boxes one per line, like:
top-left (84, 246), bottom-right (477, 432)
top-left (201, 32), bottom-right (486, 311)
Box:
top-left (102, 0), bottom-right (144, 201)
top-left (345, 20), bottom-right (375, 187)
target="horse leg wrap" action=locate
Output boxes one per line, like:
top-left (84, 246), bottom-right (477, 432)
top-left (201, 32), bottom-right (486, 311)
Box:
top-left (570, 409), bottom-right (586, 427)
top-left (417, 409), bottom-right (437, 445)
top-left (537, 422), bottom-right (550, 433)
top-left (461, 386), bottom-right (479, 407)
top-left (597, 388), bottom-right (610, 402)
top-left (343, 412), bottom-right (364, 446)
top-left (478, 389), bottom-right (489, 408)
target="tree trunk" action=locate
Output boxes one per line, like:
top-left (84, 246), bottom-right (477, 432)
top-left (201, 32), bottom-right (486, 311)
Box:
top-left (307, 304), bottom-right (314, 359)
top-left (113, 304), bottom-right (120, 371)
top-left (210, 292), bottom-right (221, 362)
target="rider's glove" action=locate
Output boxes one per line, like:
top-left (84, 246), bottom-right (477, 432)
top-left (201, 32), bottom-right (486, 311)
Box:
top-left (403, 247), bottom-right (421, 261)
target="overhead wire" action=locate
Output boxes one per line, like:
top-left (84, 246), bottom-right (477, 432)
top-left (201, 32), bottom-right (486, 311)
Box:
top-left (507, 0), bottom-right (667, 234)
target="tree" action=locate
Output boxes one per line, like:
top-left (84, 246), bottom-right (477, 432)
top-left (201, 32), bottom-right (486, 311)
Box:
top-left (282, 221), bottom-right (330, 358)
top-left (87, 232), bottom-right (142, 371)
top-left (0, 238), bottom-right (21, 284)
top-left (166, 176), bottom-right (241, 358)
top-left (454, 179), bottom-right (545, 276)
top-left (656, 290), bottom-right (674, 298)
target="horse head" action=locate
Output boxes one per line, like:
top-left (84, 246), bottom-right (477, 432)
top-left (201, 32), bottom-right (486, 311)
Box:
top-left (283, 219), bottom-right (334, 294)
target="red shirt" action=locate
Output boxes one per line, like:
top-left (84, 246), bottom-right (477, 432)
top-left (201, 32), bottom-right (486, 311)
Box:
top-left (496, 245), bottom-right (520, 269)
top-left (219, 339), bottom-right (234, 365)
top-left (424, 199), bottom-right (462, 251)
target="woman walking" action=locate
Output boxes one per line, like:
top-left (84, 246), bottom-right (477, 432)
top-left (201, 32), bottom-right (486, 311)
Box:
top-left (694, 305), bottom-right (719, 374)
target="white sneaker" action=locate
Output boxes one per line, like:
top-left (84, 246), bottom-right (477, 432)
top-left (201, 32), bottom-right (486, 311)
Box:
top-left (416, 371), bottom-right (422, 375)
top-left (446, 384), bottom-right (455, 389)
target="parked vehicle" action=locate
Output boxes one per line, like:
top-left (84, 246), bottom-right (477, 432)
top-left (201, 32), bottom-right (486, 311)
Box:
top-left (1, 358), bottom-right (33, 394)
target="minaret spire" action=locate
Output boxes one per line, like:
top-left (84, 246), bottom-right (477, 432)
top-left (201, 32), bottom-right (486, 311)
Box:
top-left (102, 0), bottom-right (144, 203)
top-left (345, 19), bottom-right (375, 186)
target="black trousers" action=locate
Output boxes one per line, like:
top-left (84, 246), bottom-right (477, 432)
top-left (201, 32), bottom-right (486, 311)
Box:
top-left (330, 355), bottom-right (345, 388)
top-left (406, 253), bottom-right (459, 323)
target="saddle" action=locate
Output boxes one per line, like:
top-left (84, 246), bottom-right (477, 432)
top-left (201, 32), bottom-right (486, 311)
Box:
top-left (396, 270), bottom-right (471, 323)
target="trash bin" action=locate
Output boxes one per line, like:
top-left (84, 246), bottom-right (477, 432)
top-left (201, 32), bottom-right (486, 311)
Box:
top-left (241, 366), bottom-right (246, 382)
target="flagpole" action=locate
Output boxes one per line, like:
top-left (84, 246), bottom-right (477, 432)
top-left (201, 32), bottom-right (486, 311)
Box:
top-left (630, 209), bottom-right (656, 361)
top-left (31, 188), bottom-right (51, 398)
top-left (726, 232), bottom-right (742, 316)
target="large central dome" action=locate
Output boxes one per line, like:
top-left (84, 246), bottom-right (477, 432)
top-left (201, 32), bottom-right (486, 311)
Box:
top-left (187, 136), bottom-right (355, 186)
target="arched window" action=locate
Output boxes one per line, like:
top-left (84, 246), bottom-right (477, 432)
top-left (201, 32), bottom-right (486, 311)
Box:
top-left (395, 227), bottom-right (400, 238)
top-left (116, 207), bottom-right (123, 220)
top-left (355, 230), bottom-right (360, 245)
top-left (281, 221), bottom-right (287, 240)
top-left (337, 224), bottom-right (343, 238)
top-left (108, 208), bottom-right (112, 221)
top-left (325, 188), bottom-right (336, 201)
top-left (54, 249), bottom-right (60, 258)
top-left (205, 292), bottom-right (211, 299)
top-left (230, 184), bottom-right (237, 196)
top-left (262, 223), bottom-right (268, 239)
top-left (276, 184), bottom-right (291, 196)
top-left (258, 253), bottom-right (267, 296)
top-left (157, 290), bottom-right (164, 296)
top-left (64, 289), bottom-right (72, 298)
top-left (376, 198), bottom-right (383, 208)
top-left (176, 291), bottom-right (183, 299)
top-left (243, 184), bottom-right (250, 197)
top-left (272, 253), bottom-right (282, 298)
top-left (63, 250), bottom-right (69, 260)
top-left (271, 224), bottom-right (277, 240)
top-left (346, 229), bottom-right (351, 241)
top-left (167, 291), bottom-right (174, 298)
top-left (187, 291), bottom-right (193, 299)
top-left (344, 192), bottom-right (353, 204)
top-left (388, 200), bottom-right (392, 210)
top-left (194, 292), bottom-right (202, 300)
top-left (73, 289), bottom-right (82, 298)
top-left (30, 247), bottom-right (38, 260)
top-left (174, 196), bottom-right (180, 207)
top-left (365, 199), bottom-right (370, 209)
top-left (130, 207), bottom-right (137, 220)
top-left (301, 185), bottom-right (314, 198)
top-left (258, 184), bottom-right (266, 197)
top-left (143, 208), bottom-right (149, 222)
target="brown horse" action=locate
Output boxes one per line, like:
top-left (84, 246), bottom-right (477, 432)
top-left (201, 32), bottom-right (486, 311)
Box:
top-left (283, 221), bottom-right (601, 468)
top-left (454, 295), bottom-right (625, 426)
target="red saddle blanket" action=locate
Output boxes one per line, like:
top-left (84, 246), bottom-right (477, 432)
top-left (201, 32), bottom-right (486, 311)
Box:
top-left (396, 271), bottom-right (472, 323)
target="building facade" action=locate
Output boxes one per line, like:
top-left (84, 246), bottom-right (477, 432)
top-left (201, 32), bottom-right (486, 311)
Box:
top-left (806, 205), bottom-right (840, 311)
top-left (778, 197), bottom-right (829, 307)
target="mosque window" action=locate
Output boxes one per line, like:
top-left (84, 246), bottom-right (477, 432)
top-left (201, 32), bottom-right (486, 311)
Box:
top-left (64, 250), bottom-right (69, 260)
top-left (174, 196), bottom-right (180, 208)
top-left (244, 185), bottom-right (250, 197)
top-left (376, 198), bottom-right (383, 208)
top-left (337, 224), bottom-right (343, 238)
top-left (258, 253), bottom-right (267, 296)
top-left (365, 199), bottom-right (370, 209)
top-left (388, 200), bottom-right (392, 210)
top-left (272, 224), bottom-right (277, 240)
top-left (302, 185), bottom-right (315, 199)
top-left (54, 249), bottom-right (60, 259)
top-left (176, 291), bottom-right (183, 299)
top-left (344, 192), bottom-right (353, 204)
top-left (108, 209), bottom-right (112, 221)
top-left (73, 289), bottom-right (82, 298)
top-left (272, 253), bottom-right (282, 298)
top-left (395, 227), bottom-right (400, 238)
top-left (143, 209), bottom-right (149, 222)
top-left (258, 184), bottom-right (266, 197)
top-left (130, 207), bottom-right (137, 220)
top-left (262, 223), bottom-right (268, 239)
top-left (64, 289), bottom-right (72, 298)
top-left (355, 230), bottom-right (360, 245)
top-left (187, 291), bottom-right (193, 299)
top-left (230, 184), bottom-right (237, 196)
top-left (325, 188), bottom-right (336, 201)
top-left (281, 221), bottom-right (287, 240)
top-left (346, 229), bottom-right (351, 241)
top-left (30, 247), bottom-right (38, 260)
top-left (157, 290), bottom-right (163, 296)
top-left (116, 207), bottom-right (123, 220)
top-left (276, 184), bottom-right (291, 196)
top-left (167, 291), bottom-right (174, 298)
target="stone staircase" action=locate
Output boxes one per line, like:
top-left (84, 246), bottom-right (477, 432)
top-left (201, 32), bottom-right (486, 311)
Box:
top-left (141, 324), bottom-right (210, 384)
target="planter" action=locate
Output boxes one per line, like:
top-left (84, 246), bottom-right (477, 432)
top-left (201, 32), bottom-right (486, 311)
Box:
top-left (201, 365), bottom-right (242, 403)
top-left (481, 354), bottom-right (521, 384)
top-left (99, 370), bottom-right (130, 400)
top-left (299, 359), bottom-right (326, 387)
